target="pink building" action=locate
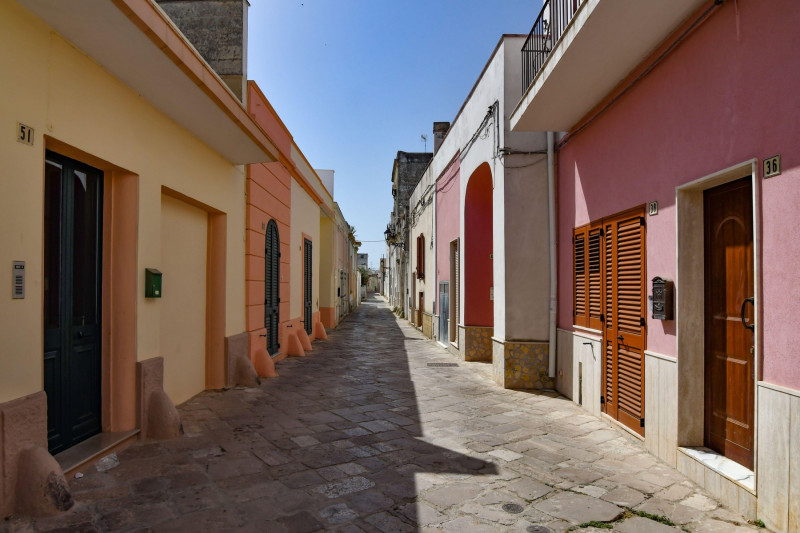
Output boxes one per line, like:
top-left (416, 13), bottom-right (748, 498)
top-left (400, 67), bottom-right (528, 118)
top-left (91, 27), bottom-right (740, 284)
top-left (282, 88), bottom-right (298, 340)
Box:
top-left (511, 0), bottom-right (800, 529)
top-left (435, 154), bottom-right (460, 346)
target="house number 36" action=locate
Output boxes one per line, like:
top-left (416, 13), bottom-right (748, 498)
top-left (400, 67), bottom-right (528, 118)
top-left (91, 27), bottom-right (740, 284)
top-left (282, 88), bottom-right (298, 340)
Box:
top-left (763, 155), bottom-right (781, 178)
top-left (17, 122), bottom-right (34, 146)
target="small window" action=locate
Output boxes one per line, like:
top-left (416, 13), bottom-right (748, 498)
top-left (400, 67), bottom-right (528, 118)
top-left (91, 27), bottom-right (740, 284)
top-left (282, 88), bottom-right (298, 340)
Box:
top-left (417, 234), bottom-right (425, 279)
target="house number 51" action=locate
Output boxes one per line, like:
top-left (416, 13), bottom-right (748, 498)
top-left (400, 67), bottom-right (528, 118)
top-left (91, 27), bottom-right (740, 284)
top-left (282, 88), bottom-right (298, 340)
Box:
top-left (17, 122), bottom-right (34, 146)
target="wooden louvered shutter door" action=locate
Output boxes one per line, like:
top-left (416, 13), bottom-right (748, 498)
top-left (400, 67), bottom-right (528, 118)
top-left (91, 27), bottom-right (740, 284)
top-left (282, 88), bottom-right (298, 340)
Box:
top-left (587, 225), bottom-right (603, 330)
top-left (604, 208), bottom-right (646, 436)
top-left (573, 227), bottom-right (588, 327)
top-left (602, 219), bottom-right (617, 419)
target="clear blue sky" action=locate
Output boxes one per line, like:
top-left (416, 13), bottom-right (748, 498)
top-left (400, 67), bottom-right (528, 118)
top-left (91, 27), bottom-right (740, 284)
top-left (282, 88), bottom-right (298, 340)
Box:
top-left (247, 1), bottom-right (542, 269)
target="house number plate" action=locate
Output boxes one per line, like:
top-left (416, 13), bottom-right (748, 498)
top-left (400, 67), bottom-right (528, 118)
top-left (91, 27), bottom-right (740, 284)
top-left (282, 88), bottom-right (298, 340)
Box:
top-left (763, 155), bottom-right (781, 178)
top-left (17, 122), bottom-right (34, 146)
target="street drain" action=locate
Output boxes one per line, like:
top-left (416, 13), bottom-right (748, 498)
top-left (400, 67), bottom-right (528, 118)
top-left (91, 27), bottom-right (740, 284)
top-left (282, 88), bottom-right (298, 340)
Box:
top-left (502, 503), bottom-right (524, 514)
top-left (526, 526), bottom-right (552, 533)
top-left (427, 362), bottom-right (458, 367)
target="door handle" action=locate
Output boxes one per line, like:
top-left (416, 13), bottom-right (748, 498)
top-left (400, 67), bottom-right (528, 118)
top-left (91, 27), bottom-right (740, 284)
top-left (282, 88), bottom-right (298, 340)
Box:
top-left (741, 297), bottom-right (755, 331)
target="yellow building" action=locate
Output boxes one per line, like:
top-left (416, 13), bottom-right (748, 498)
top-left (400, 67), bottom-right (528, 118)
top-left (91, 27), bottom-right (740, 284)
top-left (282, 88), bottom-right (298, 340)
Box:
top-left (0, 0), bottom-right (281, 517)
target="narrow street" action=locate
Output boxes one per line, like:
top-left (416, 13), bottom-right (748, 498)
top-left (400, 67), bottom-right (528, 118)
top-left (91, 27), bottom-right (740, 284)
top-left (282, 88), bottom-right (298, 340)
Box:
top-left (8, 295), bottom-right (763, 533)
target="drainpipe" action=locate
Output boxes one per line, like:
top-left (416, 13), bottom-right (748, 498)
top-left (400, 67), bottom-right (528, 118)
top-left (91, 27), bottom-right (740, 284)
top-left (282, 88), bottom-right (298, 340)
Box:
top-left (432, 185), bottom-right (437, 328)
top-left (547, 131), bottom-right (557, 379)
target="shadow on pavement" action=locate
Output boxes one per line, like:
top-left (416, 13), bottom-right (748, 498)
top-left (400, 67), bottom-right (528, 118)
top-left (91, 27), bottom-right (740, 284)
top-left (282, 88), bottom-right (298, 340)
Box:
top-left (22, 293), bottom-right (497, 532)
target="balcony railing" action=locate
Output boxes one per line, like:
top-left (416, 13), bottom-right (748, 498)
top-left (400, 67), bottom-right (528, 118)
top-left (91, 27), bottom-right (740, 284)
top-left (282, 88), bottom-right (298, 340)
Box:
top-left (521, 0), bottom-right (585, 93)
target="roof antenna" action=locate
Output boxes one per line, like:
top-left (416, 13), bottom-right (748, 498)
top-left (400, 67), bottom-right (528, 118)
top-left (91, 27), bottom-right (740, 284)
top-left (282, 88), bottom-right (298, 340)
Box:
top-left (420, 134), bottom-right (428, 152)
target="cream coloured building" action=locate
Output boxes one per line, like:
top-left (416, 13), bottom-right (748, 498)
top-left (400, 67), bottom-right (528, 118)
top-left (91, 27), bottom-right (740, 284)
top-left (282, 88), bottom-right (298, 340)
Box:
top-left (0, 0), bottom-right (281, 517)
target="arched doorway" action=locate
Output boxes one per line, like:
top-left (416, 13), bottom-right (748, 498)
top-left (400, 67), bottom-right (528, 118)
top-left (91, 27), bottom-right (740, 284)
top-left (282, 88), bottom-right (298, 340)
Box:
top-left (265, 220), bottom-right (280, 354)
top-left (463, 163), bottom-right (493, 361)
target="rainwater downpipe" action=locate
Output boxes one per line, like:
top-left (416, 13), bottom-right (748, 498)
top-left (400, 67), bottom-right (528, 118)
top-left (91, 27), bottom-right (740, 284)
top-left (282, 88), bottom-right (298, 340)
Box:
top-left (432, 186), bottom-right (437, 326)
top-left (547, 131), bottom-right (557, 379)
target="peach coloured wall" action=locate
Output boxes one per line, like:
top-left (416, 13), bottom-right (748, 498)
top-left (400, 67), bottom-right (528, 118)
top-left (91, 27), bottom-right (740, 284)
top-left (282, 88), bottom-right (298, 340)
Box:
top-left (247, 82), bottom-right (292, 157)
top-left (556, 0), bottom-right (800, 388)
top-left (245, 160), bottom-right (292, 357)
top-left (435, 156), bottom-right (460, 315)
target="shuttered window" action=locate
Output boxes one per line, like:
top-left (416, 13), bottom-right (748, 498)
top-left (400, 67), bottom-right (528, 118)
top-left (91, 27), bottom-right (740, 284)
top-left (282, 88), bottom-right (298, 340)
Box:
top-left (573, 207), bottom-right (646, 436)
top-left (304, 238), bottom-right (312, 334)
top-left (573, 229), bottom-right (587, 327)
top-left (265, 220), bottom-right (280, 354)
top-left (573, 223), bottom-right (602, 330)
top-left (417, 234), bottom-right (425, 279)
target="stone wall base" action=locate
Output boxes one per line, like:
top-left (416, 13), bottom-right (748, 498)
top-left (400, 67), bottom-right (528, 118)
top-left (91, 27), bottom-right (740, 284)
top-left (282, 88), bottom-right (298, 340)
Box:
top-left (461, 326), bottom-right (493, 362)
top-left (492, 339), bottom-right (554, 390)
top-left (422, 312), bottom-right (433, 339)
top-left (137, 357), bottom-right (182, 440)
top-left (0, 391), bottom-right (71, 518)
top-left (225, 332), bottom-right (260, 388)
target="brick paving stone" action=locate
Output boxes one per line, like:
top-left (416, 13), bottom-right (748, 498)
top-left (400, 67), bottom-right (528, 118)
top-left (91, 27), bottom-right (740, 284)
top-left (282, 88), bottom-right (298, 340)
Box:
top-left (615, 516), bottom-right (680, 532)
top-left (313, 476), bottom-right (375, 499)
top-left (573, 484), bottom-right (608, 498)
top-left (504, 477), bottom-right (552, 501)
top-left (486, 449), bottom-right (524, 462)
top-left (319, 503), bottom-right (358, 525)
top-left (534, 492), bottom-right (623, 524)
top-left (277, 511), bottom-right (324, 533)
top-left (6, 295), bottom-right (771, 532)
top-left (600, 486), bottom-right (646, 507)
top-left (635, 498), bottom-right (705, 525)
top-left (364, 511), bottom-right (414, 532)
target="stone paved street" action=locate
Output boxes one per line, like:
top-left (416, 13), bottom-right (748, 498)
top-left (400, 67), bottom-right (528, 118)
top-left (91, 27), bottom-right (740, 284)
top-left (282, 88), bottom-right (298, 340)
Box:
top-left (4, 295), bottom-right (767, 532)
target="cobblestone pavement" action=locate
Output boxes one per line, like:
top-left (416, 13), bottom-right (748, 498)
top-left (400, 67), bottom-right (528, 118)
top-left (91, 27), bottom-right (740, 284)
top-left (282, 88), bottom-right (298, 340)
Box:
top-left (5, 295), bottom-right (768, 532)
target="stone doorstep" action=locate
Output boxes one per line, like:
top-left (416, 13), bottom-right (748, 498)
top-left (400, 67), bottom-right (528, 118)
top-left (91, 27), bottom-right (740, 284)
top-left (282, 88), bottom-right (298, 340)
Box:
top-left (55, 429), bottom-right (140, 477)
top-left (678, 447), bottom-right (755, 492)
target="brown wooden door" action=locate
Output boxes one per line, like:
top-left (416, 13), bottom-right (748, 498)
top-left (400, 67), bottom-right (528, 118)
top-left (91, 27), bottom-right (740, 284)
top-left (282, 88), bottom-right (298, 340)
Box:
top-left (704, 177), bottom-right (754, 469)
top-left (418, 292), bottom-right (424, 327)
top-left (602, 209), bottom-right (646, 436)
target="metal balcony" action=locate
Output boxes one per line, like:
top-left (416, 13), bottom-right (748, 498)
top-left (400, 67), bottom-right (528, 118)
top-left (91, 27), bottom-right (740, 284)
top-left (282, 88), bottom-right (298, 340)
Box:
top-left (521, 0), bottom-right (585, 93)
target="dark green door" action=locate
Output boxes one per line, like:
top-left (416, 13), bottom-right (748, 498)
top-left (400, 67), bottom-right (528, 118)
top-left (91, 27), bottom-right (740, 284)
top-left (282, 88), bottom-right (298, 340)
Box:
top-left (304, 239), bottom-right (312, 334)
top-left (43, 151), bottom-right (103, 454)
top-left (264, 220), bottom-right (280, 354)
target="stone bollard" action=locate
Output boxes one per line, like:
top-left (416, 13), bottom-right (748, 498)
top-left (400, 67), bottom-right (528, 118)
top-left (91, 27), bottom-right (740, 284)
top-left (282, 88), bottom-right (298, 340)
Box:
top-left (286, 332), bottom-right (306, 357)
top-left (146, 389), bottom-right (183, 440)
top-left (297, 327), bottom-right (313, 352)
top-left (15, 446), bottom-right (73, 517)
top-left (312, 321), bottom-right (328, 340)
top-left (253, 347), bottom-right (278, 378)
